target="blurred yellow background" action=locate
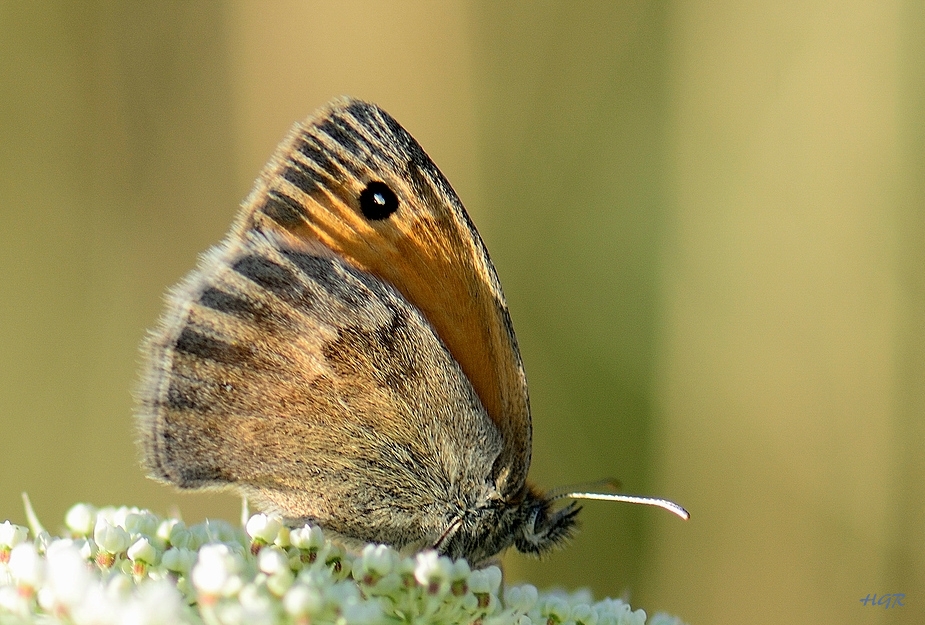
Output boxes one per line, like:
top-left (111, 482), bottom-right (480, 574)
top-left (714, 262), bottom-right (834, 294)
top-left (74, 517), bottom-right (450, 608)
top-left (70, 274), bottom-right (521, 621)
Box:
top-left (2, 2), bottom-right (923, 623)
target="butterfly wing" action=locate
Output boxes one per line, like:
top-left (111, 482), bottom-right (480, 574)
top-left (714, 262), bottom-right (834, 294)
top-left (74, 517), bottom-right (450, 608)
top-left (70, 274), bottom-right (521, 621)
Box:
top-left (238, 98), bottom-right (531, 492)
top-left (138, 227), bottom-right (505, 549)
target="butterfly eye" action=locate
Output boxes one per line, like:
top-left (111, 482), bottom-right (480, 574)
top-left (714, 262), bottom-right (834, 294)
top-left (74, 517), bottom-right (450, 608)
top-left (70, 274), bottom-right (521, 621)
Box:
top-left (359, 181), bottom-right (399, 220)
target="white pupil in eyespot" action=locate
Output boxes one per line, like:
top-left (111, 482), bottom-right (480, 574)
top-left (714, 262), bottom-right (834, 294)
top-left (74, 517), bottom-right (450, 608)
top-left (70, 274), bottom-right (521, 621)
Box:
top-left (373, 193), bottom-right (386, 206)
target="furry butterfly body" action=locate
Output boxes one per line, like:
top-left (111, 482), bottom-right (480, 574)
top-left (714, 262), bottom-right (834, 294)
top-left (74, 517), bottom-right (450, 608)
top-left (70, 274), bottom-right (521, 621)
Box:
top-left (137, 98), bottom-right (578, 566)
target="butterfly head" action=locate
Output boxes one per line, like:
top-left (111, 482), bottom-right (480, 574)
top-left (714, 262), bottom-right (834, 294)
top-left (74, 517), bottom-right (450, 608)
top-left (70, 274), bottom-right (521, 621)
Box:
top-left (435, 484), bottom-right (581, 567)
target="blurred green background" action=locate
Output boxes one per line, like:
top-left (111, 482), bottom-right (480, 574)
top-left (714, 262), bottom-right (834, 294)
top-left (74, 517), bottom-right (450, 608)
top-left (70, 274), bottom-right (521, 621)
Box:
top-left (2, 2), bottom-right (923, 623)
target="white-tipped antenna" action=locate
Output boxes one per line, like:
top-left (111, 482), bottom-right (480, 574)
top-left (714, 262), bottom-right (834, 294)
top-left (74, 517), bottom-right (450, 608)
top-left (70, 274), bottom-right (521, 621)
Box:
top-left (562, 491), bottom-right (690, 520)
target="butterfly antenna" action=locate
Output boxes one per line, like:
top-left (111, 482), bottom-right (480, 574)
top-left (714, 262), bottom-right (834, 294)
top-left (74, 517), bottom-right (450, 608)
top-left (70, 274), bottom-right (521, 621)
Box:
top-left (546, 477), bottom-right (622, 499)
top-left (556, 490), bottom-right (690, 520)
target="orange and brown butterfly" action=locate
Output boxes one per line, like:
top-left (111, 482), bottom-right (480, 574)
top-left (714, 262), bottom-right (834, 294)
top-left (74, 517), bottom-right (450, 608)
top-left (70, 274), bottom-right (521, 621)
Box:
top-left (136, 97), bottom-right (687, 567)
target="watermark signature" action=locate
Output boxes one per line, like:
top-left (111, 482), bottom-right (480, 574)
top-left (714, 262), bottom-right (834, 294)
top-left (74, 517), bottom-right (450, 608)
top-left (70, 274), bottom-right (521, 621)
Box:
top-left (859, 593), bottom-right (905, 609)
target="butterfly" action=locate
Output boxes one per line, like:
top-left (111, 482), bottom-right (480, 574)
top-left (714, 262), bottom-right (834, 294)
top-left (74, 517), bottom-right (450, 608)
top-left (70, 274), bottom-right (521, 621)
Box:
top-left (136, 97), bottom-right (687, 567)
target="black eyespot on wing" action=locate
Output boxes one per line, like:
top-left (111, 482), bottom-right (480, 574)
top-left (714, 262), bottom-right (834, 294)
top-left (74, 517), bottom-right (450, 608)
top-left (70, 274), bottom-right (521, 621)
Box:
top-left (359, 181), bottom-right (399, 220)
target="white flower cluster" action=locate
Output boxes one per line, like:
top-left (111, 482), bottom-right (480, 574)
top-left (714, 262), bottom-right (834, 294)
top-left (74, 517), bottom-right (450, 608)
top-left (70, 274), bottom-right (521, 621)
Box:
top-left (0, 505), bottom-right (677, 625)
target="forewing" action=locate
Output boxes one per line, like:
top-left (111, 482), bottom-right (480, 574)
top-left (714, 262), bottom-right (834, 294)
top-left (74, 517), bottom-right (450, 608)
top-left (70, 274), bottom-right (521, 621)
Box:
top-left (238, 98), bottom-right (532, 491)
